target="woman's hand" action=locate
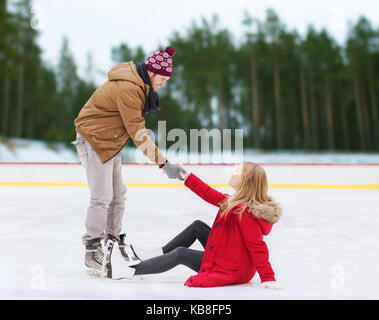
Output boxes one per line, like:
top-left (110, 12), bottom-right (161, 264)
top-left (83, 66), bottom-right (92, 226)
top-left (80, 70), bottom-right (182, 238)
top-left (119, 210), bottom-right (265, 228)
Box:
top-left (261, 281), bottom-right (284, 290)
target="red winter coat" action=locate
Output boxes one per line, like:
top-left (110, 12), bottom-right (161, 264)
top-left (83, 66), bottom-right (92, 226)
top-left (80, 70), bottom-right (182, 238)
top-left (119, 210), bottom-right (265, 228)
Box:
top-left (183, 173), bottom-right (282, 288)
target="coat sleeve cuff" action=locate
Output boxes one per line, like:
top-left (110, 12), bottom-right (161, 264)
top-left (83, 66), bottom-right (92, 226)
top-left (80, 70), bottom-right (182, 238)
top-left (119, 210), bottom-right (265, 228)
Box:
top-left (184, 172), bottom-right (195, 187)
top-left (159, 160), bottom-right (168, 169)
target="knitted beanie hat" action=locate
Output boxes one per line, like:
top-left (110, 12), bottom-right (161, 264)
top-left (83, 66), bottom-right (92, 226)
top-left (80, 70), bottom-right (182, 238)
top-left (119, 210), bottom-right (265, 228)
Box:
top-left (144, 46), bottom-right (175, 77)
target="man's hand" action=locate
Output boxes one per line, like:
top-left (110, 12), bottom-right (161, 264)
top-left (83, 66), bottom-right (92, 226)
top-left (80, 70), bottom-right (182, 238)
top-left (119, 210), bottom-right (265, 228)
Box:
top-left (160, 161), bottom-right (187, 181)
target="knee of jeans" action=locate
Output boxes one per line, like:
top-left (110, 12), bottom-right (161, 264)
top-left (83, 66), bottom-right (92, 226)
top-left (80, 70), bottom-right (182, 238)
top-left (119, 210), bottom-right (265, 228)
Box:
top-left (112, 192), bottom-right (126, 203)
top-left (173, 247), bottom-right (187, 259)
top-left (119, 185), bottom-right (127, 198)
top-left (89, 197), bottom-right (113, 209)
top-left (112, 184), bottom-right (127, 201)
top-left (192, 220), bottom-right (205, 229)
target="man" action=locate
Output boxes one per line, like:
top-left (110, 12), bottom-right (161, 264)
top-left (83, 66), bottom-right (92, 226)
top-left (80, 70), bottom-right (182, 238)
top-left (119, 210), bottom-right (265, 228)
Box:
top-left (72, 46), bottom-right (185, 277)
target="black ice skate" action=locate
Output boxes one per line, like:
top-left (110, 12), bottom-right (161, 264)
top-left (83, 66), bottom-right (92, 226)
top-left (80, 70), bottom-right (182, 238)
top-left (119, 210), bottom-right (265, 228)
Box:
top-left (85, 236), bottom-right (114, 279)
top-left (117, 233), bottom-right (141, 266)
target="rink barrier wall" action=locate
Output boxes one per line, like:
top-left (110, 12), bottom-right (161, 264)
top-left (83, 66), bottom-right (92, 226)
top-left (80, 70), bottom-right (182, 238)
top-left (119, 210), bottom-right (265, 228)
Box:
top-left (0, 182), bottom-right (378, 189)
top-left (0, 163), bottom-right (378, 189)
top-left (0, 162), bottom-right (379, 166)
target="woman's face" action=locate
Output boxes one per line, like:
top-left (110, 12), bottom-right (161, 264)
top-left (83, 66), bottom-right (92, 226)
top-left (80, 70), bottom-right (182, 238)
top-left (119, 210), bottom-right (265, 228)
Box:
top-left (227, 164), bottom-right (243, 190)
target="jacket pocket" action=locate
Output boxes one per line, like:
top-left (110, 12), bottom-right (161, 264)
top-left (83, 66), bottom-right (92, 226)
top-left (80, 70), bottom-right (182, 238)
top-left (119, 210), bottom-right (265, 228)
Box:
top-left (96, 126), bottom-right (125, 141)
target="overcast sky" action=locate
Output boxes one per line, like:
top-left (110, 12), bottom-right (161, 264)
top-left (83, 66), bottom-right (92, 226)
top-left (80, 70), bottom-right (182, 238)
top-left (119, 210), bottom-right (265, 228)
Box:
top-left (29, 0), bottom-right (379, 83)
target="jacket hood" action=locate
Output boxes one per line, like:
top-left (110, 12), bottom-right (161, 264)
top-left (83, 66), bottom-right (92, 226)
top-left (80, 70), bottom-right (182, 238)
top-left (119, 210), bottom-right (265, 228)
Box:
top-left (108, 61), bottom-right (145, 88)
top-left (249, 196), bottom-right (282, 235)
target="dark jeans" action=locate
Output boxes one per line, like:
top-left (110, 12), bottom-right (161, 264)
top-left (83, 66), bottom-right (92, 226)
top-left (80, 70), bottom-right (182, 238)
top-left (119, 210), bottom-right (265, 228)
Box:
top-left (132, 220), bottom-right (211, 275)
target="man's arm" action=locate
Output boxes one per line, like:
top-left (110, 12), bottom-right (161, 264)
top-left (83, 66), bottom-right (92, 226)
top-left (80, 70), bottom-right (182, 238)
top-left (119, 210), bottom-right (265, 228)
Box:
top-left (117, 86), bottom-right (186, 180)
top-left (117, 88), bottom-right (167, 166)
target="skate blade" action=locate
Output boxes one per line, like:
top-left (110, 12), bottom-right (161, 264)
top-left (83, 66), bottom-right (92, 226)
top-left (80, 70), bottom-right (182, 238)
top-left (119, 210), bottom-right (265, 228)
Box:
top-left (87, 269), bottom-right (143, 281)
top-left (110, 275), bottom-right (143, 281)
top-left (86, 268), bottom-right (109, 279)
top-left (111, 276), bottom-right (132, 281)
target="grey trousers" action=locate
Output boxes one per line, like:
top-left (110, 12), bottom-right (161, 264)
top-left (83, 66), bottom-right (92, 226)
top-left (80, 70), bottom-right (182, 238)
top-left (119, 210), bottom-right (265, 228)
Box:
top-left (132, 220), bottom-right (211, 275)
top-left (73, 133), bottom-right (127, 245)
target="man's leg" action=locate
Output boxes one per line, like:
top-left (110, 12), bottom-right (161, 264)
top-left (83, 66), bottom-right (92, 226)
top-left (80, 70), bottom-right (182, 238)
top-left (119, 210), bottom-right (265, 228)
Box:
top-left (106, 151), bottom-right (127, 241)
top-left (81, 139), bottom-right (115, 245)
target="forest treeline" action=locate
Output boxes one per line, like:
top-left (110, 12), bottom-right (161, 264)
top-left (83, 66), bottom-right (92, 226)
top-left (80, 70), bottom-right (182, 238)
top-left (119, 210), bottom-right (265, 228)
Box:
top-left (1, 0), bottom-right (378, 151)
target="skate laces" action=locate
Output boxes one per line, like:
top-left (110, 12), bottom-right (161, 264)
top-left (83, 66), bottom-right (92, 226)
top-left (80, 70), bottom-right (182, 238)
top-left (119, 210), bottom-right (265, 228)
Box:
top-left (101, 239), bottom-right (113, 279)
top-left (92, 239), bottom-right (113, 265)
top-left (118, 236), bottom-right (139, 262)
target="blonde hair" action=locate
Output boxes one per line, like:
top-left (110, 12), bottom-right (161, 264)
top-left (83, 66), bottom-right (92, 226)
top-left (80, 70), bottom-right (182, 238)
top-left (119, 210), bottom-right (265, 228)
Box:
top-left (219, 162), bottom-right (268, 218)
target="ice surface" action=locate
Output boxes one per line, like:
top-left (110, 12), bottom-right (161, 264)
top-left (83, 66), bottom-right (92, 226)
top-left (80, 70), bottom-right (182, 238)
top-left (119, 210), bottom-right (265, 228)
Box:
top-left (0, 164), bottom-right (378, 300)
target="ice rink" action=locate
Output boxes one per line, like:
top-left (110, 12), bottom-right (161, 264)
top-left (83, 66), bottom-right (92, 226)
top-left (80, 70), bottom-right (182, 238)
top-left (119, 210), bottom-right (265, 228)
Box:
top-left (0, 163), bottom-right (378, 300)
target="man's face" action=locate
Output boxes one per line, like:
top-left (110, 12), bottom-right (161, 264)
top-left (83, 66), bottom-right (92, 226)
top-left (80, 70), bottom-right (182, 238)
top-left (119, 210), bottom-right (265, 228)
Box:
top-left (148, 72), bottom-right (170, 92)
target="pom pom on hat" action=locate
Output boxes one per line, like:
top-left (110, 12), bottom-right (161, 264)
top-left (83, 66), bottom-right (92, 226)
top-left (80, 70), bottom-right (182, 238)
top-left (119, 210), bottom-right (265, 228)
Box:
top-left (165, 46), bottom-right (175, 56)
top-left (145, 46), bottom-right (175, 77)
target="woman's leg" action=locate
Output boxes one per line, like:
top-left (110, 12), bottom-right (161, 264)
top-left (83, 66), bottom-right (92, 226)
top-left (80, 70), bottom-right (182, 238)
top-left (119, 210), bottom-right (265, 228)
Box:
top-left (132, 247), bottom-right (204, 275)
top-left (162, 220), bottom-right (211, 253)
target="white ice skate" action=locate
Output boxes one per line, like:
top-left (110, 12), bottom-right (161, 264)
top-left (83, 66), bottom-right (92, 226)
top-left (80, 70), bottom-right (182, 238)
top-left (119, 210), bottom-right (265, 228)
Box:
top-left (110, 242), bottom-right (138, 280)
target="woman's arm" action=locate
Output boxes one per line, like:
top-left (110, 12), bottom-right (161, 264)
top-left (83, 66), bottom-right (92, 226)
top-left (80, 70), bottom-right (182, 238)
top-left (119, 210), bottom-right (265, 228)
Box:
top-left (184, 173), bottom-right (228, 207)
top-left (237, 213), bottom-right (275, 283)
top-left (183, 171), bottom-right (191, 180)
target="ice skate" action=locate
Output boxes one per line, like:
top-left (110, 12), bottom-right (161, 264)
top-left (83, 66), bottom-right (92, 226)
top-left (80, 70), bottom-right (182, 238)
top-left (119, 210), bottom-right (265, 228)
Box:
top-left (85, 236), bottom-right (114, 279)
top-left (117, 233), bottom-right (141, 266)
top-left (110, 242), bottom-right (137, 280)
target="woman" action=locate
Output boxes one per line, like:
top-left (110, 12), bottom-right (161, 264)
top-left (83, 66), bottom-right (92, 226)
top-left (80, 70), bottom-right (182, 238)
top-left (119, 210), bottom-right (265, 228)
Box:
top-left (110, 162), bottom-right (282, 289)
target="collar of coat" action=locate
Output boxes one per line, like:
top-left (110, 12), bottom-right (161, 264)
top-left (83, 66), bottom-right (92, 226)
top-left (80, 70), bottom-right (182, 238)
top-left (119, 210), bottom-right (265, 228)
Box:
top-left (228, 196), bottom-right (282, 224)
top-left (248, 196), bottom-right (282, 224)
top-left (135, 62), bottom-right (161, 115)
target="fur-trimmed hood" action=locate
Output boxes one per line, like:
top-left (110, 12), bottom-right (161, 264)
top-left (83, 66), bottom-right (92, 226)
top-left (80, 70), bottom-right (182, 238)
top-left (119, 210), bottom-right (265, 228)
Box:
top-left (249, 196), bottom-right (282, 225)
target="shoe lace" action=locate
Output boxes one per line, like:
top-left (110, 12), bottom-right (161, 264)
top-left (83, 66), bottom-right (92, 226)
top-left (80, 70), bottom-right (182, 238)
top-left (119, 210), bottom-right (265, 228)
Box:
top-left (119, 243), bottom-right (139, 261)
top-left (93, 240), bottom-right (113, 265)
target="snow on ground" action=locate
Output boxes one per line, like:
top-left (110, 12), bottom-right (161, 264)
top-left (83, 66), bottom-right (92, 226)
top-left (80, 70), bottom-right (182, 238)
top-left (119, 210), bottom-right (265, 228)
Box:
top-left (1, 136), bottom-right (379, 164)
top-left (0, 138), bottom-right (79, 163)
top-left (0, 163), bottom-right (378, 300)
